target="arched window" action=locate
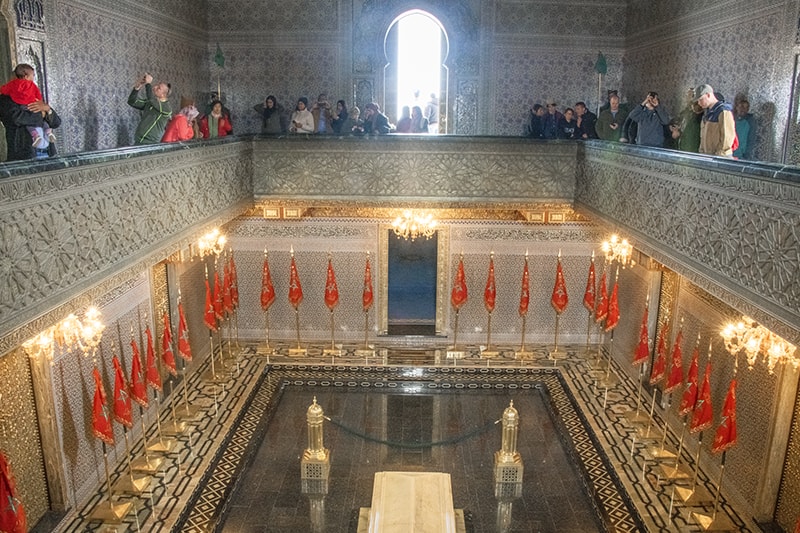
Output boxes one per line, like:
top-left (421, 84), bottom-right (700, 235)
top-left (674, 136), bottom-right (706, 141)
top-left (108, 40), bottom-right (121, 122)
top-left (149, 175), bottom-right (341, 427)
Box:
top-left (385, 10), bottom-right (448, 133)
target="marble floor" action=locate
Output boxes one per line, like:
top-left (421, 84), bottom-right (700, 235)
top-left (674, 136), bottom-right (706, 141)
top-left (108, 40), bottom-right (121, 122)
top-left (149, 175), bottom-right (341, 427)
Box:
top-left (49, 342), bottom-right (761, 533)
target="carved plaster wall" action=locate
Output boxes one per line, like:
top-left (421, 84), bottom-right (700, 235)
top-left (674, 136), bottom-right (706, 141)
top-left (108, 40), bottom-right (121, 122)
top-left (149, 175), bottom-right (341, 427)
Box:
top-left (45, 0), bottom-right (209, 152)
top-left (0, 142), bottom-right (254, 354)
top-left (623, 0), bottom-right (799, 162)
top-left (576, 142), bottom-right (800, 347)
top-left (253, 136), bottom-right (578, 202)
top-left (205, 0), bottom-right (624, 135)
top-left (225, 216), bottom-right (603, 346)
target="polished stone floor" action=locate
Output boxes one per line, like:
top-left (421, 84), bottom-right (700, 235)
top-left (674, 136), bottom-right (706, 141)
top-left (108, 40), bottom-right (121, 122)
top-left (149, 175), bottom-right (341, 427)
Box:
top-left (53, 342), bottom-right (761, 533)
top-left (220, 386), bottom-right (604, 532)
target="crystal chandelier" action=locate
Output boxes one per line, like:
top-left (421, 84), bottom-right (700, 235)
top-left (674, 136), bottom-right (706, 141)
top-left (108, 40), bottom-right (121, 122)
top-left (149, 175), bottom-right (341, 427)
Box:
top-left (601, 234), bottom-right (634, 268)
top-left (197, 228), bottom-right (227, 257)
top-left (720, 316), bottom-right (798, 373)
top-left (22, 307), bottom-right (105, 364)
top-left (391, 210), bottom-right (437, 241)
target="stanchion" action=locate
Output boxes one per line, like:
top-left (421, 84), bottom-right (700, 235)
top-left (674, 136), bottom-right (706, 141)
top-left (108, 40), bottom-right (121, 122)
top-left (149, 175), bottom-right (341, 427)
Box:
top-left (261, 307), bottom-right (274, 355)
top-left (355, 310), bottom-right (375, 358)
top-left (149, 386), bottom-right (180, 448)
top-left (674, 432), bottom-right (714, 504)
top-left (202, 329), bottom-right (224, 382)
top-left (583, 310), bottom-right (595, 357)
top-left (90, 443), bottom-right (132, 522)
top-left (288, 307), bottom-right (307, 356)
top-left (323, 309), bottom-right (342, 357)
top-left (176, 357), bottom-right (201, 420)
top-left (482, 312), bottom-right (499, 358)
top-left (447, 309), bottom-right (465, 360)
top-left (549, 314), bottom-right (567, 363)
top-left (131, 405), bottom-right (162, 473)
top-left (691, 453), bottom-right (735, 530)
top-left (515, 314), bottom-right (531, 360)
top-left (112, 429), bottom-right (151, 494)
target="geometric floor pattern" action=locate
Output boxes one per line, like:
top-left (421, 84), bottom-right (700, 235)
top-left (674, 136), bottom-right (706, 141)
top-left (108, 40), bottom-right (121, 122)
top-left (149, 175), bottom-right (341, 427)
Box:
top-left (51, 342), bottom-right (759, 532)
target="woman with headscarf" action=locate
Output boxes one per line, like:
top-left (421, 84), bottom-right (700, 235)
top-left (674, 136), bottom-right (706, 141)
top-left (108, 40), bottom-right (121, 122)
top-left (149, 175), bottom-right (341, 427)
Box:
top-left (289, 97), bottom-right (314, 133)
top-left (254, 95), bottom-right (285, 134)
top-left (199, 100), bottom-right (233, 138)
top-left (331, 99), bottom-right (350, 134)
top-left (395, 106), bottom-right (412, 133)
top-left (410, 105), bottom-right (429, 134)
top-left (161, 104), bottom-right (199, 142)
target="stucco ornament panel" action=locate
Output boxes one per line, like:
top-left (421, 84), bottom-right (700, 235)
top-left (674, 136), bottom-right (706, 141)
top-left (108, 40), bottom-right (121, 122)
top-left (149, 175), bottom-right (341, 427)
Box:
top-left (577, 144), bottom-right (800, 343)
top-left (254, 137), bottom-right (577, 202)
top-left (0, 145), bottom-right (253, 340)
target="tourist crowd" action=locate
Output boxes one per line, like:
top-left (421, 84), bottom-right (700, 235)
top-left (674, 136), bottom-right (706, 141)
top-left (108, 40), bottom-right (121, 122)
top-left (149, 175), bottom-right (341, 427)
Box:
top-left (525, 86), bottom-right (755, 159)
top-left (0, 65), bottom-right (757, 161)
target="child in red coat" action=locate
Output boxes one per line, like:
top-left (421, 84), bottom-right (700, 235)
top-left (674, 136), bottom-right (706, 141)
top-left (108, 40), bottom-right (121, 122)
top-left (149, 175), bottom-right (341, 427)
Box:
top-left (0, 64), bottom-right (55, 148)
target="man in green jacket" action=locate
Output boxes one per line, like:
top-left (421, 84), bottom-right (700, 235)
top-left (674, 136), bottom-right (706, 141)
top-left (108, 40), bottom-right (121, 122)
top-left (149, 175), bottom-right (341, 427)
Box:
top-left (127, 73), bottom-right (172, 144)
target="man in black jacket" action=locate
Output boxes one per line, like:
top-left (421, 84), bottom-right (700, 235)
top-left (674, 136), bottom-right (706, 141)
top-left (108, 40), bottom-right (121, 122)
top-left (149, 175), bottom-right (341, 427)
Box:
top-left (0, 89), bottom-right (61, 161)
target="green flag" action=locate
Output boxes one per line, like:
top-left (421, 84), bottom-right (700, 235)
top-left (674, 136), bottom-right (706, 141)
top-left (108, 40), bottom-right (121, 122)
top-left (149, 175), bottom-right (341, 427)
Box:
top-left (213, 44), bottom-right (225, 68)
top-left (594, 52), bottom-right (607, 75)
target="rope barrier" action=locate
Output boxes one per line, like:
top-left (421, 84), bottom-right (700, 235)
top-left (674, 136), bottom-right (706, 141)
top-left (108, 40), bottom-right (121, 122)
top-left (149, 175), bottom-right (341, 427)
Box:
top-left (323, 415), bottom-right (500, 449)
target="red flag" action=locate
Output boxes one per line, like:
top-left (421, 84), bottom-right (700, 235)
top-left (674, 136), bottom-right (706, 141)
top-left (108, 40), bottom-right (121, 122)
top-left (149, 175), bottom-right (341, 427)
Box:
top-left (145, 326), bottom-right (162, 391)
top-left (712, 379), bottom-right (738, 453)
top-left (551, 255), bottom-right (568, 314)
top-left (450, 256), bottom-right (468, 310)
top-left (324, 257), bottom-right (340, 310)
top-left (604, 279), bottom-right (620, 331)
top-left (484, 256), bottom-right (496, 313)
top-left (0, 451), bottom-right (27, 533)
top-left (91, 367), bottom-right (114, 445)
top-left (213, 270), bottom-right (224, 321)
top-left (261, 252), bottom-right (276, 310)
top-left (632, 305), bottom-right (649, 366)
top-left (288, 254), bottom-right (304, 307)
top-left (112, 356), bottom-right (133, 428)
top-left (177, 302), bottom-right (193, 361)
top-left (678, 345), bottom-right (699, 416)
top-left (649, 324), bottom-right (669, 385)
top-left (363, 256), bottom-right (374, 311)
top-left (161, 311), bottom-right (178, 376)
top-left (664, 329), bottom-right (684, 394)
top-left (129, 339), bottom-right (148, 407)
top-left (222, 261), bottom-right (233, 315)
top-left (595, 270), bottom-right (608, 323)
top-left (203, 278), bottom-right (217, 331)
top-left (230, 252), bottom-right (239, 309)
top-left (583, 257), bottom-right (596, 312)
top-left (690, 362), bottom-right (713, 433)
top-left (519, 257), bottom-right (530, 317)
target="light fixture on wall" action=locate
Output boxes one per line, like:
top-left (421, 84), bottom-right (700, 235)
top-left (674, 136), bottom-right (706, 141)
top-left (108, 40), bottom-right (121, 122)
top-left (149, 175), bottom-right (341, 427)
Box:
top-left (391, 210), bottom-right (437, 241)
top-left (22, 307), bottom-right (105, 364)
top-left (601, 234), bottom-right (634, 268)
top-left (197, 228), bottom-right (227, 258)
top-left (720, 316), bottom-right (798, 373)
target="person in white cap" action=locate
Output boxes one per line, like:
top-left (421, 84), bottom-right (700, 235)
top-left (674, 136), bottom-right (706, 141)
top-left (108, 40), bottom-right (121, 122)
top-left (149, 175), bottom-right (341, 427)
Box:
top-left (694, 83), bottom-right (736, 157)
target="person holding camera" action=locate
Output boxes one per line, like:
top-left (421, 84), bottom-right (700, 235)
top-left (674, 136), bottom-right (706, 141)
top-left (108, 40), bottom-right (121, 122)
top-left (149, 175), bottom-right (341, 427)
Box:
top-left (127, 73), bottom-right (172, 145)
top-left (627, 91), bottom-right (670, 147)
top-left (595, 92), bottom-right (628, 142)
top-left (289, 97), bottom-right (314, 134)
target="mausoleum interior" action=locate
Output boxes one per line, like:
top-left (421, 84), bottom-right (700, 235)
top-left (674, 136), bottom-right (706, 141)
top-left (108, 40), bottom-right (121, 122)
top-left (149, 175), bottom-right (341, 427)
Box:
top-left (1, 1), bottom-right (800, 532)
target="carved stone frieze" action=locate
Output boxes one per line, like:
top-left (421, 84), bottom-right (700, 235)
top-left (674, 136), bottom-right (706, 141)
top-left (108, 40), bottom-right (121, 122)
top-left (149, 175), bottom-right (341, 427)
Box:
top-left (577, 144), bottom-right (800, 345)
top-left (459, 224), bottom-right (602, 243)
top-left (0, 144), bottom-right (254, 345)
top-left (253, 137), bottom-right (577, 202)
